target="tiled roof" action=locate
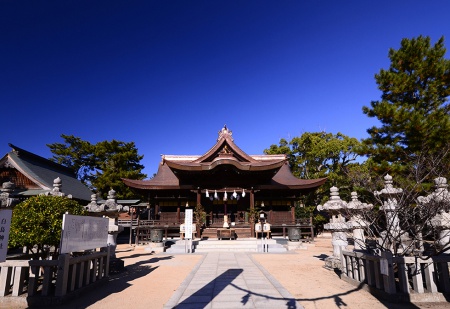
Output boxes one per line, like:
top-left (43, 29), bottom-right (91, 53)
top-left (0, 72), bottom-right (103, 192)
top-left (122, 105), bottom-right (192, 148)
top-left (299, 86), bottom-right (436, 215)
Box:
top-left (4, 144), bottom-right (93, 202)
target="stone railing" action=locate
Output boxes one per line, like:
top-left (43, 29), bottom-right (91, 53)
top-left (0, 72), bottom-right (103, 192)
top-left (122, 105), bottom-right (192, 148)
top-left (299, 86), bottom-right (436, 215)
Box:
top-left (0, 247), bottom-right (110, 306)
top-left (340, 249), bottom-right (450, 302)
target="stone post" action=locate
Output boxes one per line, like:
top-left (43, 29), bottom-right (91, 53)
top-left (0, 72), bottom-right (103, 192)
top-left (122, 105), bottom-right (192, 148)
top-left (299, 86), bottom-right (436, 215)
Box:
top-left (346, 192), bottom-right (373, 251)
top-left (107, 217), bottom-right (123, 259)
top-left (374, 174), bottom-right (403, 252)
top-left (418, 177), bottom-right (450, 254)
top-left (317, 186), bottom-right (352, 269)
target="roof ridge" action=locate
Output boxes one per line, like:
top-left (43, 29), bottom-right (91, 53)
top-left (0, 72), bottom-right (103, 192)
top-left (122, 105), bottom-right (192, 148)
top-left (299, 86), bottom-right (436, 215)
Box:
top-left (8, 143), bottom-right (76, 176)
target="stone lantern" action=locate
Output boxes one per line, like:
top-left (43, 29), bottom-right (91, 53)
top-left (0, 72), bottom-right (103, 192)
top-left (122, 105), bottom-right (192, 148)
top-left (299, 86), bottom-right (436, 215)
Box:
top-left (44, 177), bottom-right (72, 198)
top-left (0, 181), bottom-right (19, 207)
top-left (374, 174), bottom-right (403, 252)
top-left (418, 177), bottom-right (450, 254)
top-left (346, 192), bottom-right (373, 251)
top-left (85, 189), bottom-right (129, 260)
top-left (317, 186), bottom-right (352, 269)
top-left (85, 194), bottom-right (105, 212)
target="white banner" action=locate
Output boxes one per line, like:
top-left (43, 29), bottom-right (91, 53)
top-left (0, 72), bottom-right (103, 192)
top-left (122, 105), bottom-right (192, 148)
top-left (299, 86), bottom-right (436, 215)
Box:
top-left (185, 209), bottom-right (193, 239)
top-left (60, 214), bottom-right (108, 254)
top-left (0, 209), bottom-right (12, 262)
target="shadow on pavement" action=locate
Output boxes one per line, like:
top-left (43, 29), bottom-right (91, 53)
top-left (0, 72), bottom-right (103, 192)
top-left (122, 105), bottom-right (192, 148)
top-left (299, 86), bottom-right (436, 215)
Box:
top-left (232, 280), bottom-right (420, 309)
top-left (313, 254), bottom-right (329, 261)
top-left (173, 269), bottom-right (243, 309)
top-left (53, 261), bottom-right (160, 308)
top-left (230, 282), bottom-right (299, 309)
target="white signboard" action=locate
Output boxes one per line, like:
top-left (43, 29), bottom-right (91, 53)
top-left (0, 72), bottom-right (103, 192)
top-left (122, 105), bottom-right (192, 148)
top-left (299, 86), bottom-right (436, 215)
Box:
top-left (60, 214), bottom-right (109, 254)
top-left (0, 209), bottom-right (12, 262)
top-left (185, 209), bottom-right (193, 239)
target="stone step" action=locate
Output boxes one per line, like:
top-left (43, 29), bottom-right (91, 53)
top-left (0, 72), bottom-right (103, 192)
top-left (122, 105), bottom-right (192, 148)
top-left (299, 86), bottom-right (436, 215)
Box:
top-left (194, 247), bottom-right (258, 253)
top-left (165, 238), bottom-right (288, 253)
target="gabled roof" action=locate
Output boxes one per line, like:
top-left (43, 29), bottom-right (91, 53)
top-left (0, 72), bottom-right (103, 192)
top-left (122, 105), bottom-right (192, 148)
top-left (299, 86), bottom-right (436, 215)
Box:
top-left (123, 126), bottom-right (327, 191)
top-left (0, 144), bottom-right (93, 202)
top-left (163, 126), bottom-right (286, 172)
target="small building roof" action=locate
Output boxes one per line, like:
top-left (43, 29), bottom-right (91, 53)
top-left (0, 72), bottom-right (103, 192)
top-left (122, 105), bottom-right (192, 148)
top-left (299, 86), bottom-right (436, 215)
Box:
top-left (0, 144), bottom-right (93, 202)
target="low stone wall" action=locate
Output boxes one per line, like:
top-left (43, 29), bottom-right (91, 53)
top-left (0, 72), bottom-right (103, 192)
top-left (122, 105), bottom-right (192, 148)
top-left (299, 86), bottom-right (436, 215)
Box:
top-left (341, 250), bottom-right (450, 302)
top-left (0, 247), bottom-right (110, 307)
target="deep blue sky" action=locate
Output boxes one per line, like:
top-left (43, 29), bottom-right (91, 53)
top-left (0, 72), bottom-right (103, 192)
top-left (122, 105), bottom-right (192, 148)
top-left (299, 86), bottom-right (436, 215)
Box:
top-left (1, 1), bottom-right (449, 177)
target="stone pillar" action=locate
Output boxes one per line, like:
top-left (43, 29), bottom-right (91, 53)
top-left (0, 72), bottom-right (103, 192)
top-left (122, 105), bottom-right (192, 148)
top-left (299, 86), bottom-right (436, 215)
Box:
top-left (107, 218), bottom-right (124, 258)
top-left (346, 192), bottom-right (373, 251)
top-left (85, 189), bottom-right (127, 272)
top-left (374, 174), bottom-right (403, 252)
top-left (419, 177), bottom-right (450, 254)
top-left (317, 186), bottom-right (352, 269)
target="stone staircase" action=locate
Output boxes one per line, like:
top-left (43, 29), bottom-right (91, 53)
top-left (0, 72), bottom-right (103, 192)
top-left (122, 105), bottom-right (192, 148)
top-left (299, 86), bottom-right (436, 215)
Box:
top-left (165, 238), bottom-right (288, 253)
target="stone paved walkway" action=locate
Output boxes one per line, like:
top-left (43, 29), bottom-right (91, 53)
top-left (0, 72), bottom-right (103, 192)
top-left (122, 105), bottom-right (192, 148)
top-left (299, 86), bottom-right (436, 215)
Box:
top-left (164, 252), bottom-right (303, 309)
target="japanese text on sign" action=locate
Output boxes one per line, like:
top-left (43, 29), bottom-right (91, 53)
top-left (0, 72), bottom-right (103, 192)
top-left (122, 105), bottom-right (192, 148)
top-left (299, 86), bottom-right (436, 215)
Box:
top-left (0, 209), bottom-right (12, 262)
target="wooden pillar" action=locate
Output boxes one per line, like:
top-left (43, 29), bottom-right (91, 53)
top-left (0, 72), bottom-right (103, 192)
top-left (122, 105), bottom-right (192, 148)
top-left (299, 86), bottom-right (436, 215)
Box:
top-left (177, 199), bottom-right (181, 224)
top-left (197, 189), bottom-right (202, 238)
top-left (250, 189), bottom-right (255, 237)
top-left (269, 199), bottom-right (273, 223)
top-left (291, 204), bottom-right (295, 223)
top-left (155, 203), bottom-right (159, 218)
top-left (197, 189), bottom-right (201, 206)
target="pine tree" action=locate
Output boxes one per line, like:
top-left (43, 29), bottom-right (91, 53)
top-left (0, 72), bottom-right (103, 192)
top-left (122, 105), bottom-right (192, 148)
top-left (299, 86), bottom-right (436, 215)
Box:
top-left (48, 135), bottom-right (146, 199)
top-left (361, 36), bottom-right (450, 176)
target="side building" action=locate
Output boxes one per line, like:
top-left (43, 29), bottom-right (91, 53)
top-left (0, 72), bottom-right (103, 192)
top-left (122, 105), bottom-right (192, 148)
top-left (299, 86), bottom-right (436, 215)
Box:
top-left (0, 143), bottom-right (93, 204)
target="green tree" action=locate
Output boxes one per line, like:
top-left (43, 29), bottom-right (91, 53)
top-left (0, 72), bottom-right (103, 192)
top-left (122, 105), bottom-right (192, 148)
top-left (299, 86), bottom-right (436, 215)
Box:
top-left (91, 140), bottom-right (147, 199)
top-left (48, 135), bottom-right (147, 199)
top-left (265, 132), bottom-right (363, 203)
top-left (265, 131), bottom-right (369, 235)
top-left (47, 134), bottom-right (95, 184)
top-left (9, 195), bottom-right (87, 259)
top-left (361, 36), bottom-right (450, 176)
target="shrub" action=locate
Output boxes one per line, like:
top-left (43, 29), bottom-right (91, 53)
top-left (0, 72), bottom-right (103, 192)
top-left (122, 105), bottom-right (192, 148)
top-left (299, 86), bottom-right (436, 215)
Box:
top-left (9, 195), bottom-right (87, 259)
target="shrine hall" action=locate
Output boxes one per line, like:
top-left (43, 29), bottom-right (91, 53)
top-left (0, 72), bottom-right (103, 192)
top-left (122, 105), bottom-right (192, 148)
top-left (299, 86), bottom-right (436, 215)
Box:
top-left (122, 126), bottom-right (326, 239)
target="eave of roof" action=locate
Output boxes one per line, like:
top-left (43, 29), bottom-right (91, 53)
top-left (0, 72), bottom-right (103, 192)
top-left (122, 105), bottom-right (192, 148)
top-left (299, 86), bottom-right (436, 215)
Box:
top-left (265, 163), bottom-right (328, 189)
top-left (122, 163), bottom-right (182, 190)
